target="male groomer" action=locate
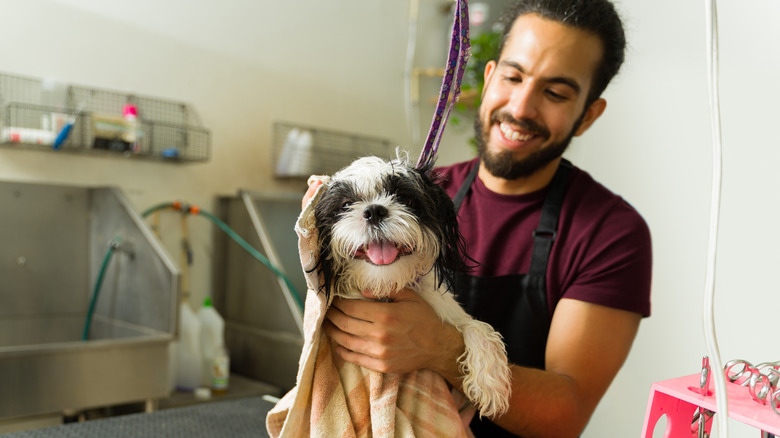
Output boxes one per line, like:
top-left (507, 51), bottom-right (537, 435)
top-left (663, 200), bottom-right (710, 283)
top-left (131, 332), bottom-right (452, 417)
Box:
top-left (315, 1), bottom-right (652, 436)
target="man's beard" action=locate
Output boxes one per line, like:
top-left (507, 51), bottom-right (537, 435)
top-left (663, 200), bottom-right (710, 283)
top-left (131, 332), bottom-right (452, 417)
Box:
top-left (474, 109), bottom-right (583, 180)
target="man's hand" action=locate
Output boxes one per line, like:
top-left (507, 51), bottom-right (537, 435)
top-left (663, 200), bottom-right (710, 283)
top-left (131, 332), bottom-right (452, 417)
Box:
top-left (323, 288), bottom-right (465, 380)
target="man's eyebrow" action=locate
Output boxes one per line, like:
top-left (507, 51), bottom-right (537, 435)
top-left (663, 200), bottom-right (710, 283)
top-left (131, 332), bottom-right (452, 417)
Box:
top-left (498, 59), bottom-right (582, 94)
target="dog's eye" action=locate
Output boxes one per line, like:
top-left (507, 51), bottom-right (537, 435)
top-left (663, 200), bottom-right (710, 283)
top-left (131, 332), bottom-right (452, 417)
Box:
top-left (395, 194), bottom-right (413, 207)
top-left (341, 201), bottom-right (353, 211)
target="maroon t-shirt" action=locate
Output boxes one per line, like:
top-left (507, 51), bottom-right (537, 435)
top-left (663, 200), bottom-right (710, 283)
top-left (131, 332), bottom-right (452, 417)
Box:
top-left (435, 158), bottom-right (652, 317)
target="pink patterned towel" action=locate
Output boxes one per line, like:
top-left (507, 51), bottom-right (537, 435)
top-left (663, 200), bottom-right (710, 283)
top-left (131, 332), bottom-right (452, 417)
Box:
top-left (266, 181), bottom-right (472, 438)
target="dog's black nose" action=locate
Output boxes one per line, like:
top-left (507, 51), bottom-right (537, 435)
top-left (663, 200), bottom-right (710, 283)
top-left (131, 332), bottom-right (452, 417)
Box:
top-left (363, 204), bottom-right (388, 225)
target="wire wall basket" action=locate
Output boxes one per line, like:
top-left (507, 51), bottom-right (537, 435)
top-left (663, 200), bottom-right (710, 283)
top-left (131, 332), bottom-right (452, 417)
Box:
top-left (0, 72), bottom-right (210, 162)
top-left (272, 121), bottom-right (395, 179)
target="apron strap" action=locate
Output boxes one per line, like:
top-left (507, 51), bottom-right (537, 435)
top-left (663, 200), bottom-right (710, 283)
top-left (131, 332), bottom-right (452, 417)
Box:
top-left (450, 157), bottom-right (573, 297)
top-left (453, 160), bottom-right (480, 213)
top-left (525, 159), bottom-right (573, 290)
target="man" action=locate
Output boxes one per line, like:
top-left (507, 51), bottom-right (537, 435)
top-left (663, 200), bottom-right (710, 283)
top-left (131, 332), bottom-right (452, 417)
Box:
top-left (314, 1), bottom-right (652, 436)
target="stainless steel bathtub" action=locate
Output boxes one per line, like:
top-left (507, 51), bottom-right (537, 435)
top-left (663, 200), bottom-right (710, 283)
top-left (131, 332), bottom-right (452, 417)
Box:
top-left (0, 181), bottom-right (178, 420)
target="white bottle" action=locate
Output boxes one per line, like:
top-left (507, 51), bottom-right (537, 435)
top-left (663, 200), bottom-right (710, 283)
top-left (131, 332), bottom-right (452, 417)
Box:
top-left (290, 129), bottom-right (313, 176)
top-left (176, 302), bottom-right (203, 391)
top-left (198, 297), bottom-right (229, 392)
top-left (122, 104), bottom-right (140, 152)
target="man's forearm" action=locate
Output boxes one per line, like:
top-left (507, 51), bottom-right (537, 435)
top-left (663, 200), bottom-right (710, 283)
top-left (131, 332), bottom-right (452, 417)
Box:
top-left (430, 324), bottom-right (588, 438)
top-left (434, 300), bottom-right (641, 437)
top-left (490, 365), bottom-right (590, 438)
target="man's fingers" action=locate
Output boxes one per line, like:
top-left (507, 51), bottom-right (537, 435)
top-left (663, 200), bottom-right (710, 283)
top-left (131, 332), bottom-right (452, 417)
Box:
top-left (325, 307), bottom-right (354, 334)
top-left (323, 320), bottom-right (374, 357)
top-left (331, 296), bottom-right (385, 323)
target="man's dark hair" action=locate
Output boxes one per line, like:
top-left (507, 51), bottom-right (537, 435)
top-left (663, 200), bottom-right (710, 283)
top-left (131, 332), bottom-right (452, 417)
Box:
top-left (497, 0), bottom-right (626, 105)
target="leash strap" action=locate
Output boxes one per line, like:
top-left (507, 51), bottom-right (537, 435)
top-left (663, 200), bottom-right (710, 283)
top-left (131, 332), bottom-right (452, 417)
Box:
top-left (416, 0), bottom-right (471, 169)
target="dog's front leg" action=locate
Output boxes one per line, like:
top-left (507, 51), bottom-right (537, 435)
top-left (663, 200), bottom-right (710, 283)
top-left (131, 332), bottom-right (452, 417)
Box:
top-left (422, 290), bottom-right (512, 419)
top-left (456, 317), bottom-right (512, 418)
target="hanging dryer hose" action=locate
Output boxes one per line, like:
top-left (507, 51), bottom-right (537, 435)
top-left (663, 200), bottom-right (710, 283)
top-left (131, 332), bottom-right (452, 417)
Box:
top-left (702, 0), bottom-right (729, 435)
top-left (82, 236), bottom-right (122, 341)
top-left (141, 201), bottom-right (304, 312)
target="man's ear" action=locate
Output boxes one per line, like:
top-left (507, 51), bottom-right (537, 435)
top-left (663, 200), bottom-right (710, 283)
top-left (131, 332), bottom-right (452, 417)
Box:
top-left (482, 60), bottom-right (498, 98)
top-left (575, 98), bottom-right (607, 136)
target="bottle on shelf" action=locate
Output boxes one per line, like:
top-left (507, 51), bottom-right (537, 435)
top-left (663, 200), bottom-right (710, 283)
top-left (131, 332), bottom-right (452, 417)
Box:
top-left (122, 104), bottom-right (140, 152)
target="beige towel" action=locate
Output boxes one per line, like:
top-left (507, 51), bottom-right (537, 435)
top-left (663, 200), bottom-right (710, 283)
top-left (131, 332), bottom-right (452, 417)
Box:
top-left (266, 180), bottom-right (471, 437)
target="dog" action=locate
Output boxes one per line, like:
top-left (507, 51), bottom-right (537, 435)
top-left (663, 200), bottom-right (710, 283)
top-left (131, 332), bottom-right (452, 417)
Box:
top-left (311, 153), bottom-right (511, 419)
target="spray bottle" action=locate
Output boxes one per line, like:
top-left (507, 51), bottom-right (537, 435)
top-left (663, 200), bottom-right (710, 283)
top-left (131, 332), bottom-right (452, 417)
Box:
top-left (122, 104), bottom-right (140, 153)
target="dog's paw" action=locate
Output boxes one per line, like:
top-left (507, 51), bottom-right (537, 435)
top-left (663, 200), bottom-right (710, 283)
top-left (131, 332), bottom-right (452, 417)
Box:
top-left (457, 319), bottom-right (512, 418)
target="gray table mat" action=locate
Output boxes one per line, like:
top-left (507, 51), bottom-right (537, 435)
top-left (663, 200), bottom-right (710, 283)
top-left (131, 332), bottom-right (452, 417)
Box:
top-left (2, 397), bottom-right (275, 438)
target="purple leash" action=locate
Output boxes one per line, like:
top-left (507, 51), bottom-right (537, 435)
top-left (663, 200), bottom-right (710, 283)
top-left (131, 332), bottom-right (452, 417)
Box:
top-left (416, 0), bottom-right (471, 169)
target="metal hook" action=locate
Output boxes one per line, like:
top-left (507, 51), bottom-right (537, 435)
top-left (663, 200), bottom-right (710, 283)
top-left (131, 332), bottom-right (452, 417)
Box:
top-left (724, 358), bottom-right (754, 386)
top-left (748, 372), bottom-right (771, 405)
top-left (757, 362), bottom-right (780, 388)
top-left (700, 356), bottom-right (712, 395)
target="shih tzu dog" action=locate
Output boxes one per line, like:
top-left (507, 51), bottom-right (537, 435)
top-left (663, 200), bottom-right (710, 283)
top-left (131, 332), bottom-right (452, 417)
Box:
top-left (311, 154), bottom-right (511, 418)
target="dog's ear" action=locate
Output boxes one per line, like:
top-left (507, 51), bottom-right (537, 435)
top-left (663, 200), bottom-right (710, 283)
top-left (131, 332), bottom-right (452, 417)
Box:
top-left (419, 166), bottom-right (472, 292)
top-left (308, 181), bottom-right (338, 301)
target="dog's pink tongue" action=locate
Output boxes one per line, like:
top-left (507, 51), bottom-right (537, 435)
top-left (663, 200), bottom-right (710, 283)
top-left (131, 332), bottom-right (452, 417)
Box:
top-left (366, 241), bottom-right (399, 265)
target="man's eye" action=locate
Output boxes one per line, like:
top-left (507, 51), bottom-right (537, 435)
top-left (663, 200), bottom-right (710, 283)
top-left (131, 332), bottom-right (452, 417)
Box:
top-left (503, 75), bottom-right (521, 83)
top-left (546, 90), bottom-right (568, 101)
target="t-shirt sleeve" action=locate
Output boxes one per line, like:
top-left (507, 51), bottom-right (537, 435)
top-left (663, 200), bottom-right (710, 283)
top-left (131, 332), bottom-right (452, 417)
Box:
top-left (560, 201), bottom-right (653, 317)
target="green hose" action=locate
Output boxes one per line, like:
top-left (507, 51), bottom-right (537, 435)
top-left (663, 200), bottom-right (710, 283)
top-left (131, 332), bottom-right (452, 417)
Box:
top-left (82, 236), bottom-right (121, 341)
top-left (141, 202), bottom-right (176, 218)
top-left (82, 202), bottom-right (303, 342)
top-left (141, 202), bottom-right (304, 312)
top-left (195, 209), bottom-right (303, 311)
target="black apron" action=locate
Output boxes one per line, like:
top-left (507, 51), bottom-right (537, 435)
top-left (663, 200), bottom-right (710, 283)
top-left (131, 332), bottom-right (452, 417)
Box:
top-left (452, 159), bottom-right (572, 438)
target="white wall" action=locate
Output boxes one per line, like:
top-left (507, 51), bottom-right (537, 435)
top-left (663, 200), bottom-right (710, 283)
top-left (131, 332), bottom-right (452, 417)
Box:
top-left (572, 1), bottom-right (780, 436)
top-left (1, 0), bottom-right (777, 436)
top-left (0, 0), bottom-right (411, 308)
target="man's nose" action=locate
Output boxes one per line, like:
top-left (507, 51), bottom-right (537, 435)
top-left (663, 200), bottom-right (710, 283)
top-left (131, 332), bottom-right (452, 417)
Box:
top-left (506, 85), bottom-right (540, 120)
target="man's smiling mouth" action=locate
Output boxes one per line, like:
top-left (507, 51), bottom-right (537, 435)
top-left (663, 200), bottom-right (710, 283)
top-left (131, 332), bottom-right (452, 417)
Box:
top-left (499, 122), bottom-right (536, 142)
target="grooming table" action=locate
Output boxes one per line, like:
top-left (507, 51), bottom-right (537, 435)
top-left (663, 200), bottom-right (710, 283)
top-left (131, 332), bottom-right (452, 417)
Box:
top-left (642, 373), bottom-right (780, 437)
top-left (0, 396), bottom-right (275, 438)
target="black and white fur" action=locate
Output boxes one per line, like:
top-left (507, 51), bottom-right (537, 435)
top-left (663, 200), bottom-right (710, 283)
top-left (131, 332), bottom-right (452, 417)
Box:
top-left (311, 154), bottom-right (511, 418)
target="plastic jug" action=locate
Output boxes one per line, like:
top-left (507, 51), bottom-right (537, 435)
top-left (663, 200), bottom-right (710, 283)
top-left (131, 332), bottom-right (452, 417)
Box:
top-left (175, 302), bottom-right (203, 391)
top-left (198, 297), bottom-right (229, 392)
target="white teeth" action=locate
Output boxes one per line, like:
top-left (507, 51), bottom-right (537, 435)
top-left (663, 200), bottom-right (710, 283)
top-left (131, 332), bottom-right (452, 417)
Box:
top-left (499, 122), bottom-right (533, 142)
